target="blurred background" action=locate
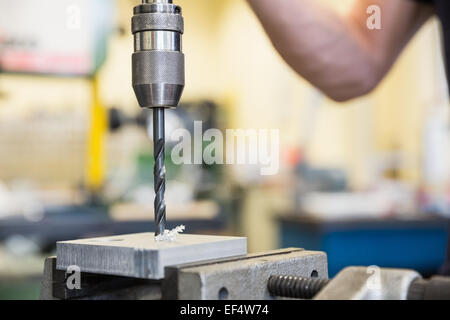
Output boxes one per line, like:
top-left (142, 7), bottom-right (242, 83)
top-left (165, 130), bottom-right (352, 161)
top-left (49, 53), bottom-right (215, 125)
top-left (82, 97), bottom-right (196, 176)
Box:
top-left (0, 0), bottom-right (449, 299)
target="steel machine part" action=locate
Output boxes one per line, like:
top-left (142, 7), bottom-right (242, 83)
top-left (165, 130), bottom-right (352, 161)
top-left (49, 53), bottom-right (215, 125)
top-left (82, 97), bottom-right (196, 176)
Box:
top-left (132, 0), bottom-right (185, 235)
top-left (152, 109), bottom-right (166, 235)
top-left (407, 276), bottom-right (450, 300)
top-left (163, 248), bottom-right (328, 300)
top-left (268, 275), bottom-right (331, 299)
top-left (314, 267), bottom-right (420, 300)
top-left (132, 0), bottom-right (184, 108)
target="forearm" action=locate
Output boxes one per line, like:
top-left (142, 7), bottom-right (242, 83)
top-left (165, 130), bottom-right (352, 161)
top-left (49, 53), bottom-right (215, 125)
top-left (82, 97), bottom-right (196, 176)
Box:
top-left (247, 0), bottom-right (433, 101)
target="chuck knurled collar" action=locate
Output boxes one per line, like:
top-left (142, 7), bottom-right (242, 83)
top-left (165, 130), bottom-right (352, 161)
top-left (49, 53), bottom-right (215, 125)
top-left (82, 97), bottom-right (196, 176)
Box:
top-left (132, 12), bottom-right (184, 34)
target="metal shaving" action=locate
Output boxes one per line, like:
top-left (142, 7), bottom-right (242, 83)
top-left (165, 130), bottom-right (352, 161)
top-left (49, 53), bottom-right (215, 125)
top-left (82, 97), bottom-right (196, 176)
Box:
top-left (155, 225), bottom-right (185, 242)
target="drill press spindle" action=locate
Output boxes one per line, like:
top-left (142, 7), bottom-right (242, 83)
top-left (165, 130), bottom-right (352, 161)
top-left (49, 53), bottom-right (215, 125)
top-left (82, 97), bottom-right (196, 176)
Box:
top-left (131, 0), bottom-right (185, 236)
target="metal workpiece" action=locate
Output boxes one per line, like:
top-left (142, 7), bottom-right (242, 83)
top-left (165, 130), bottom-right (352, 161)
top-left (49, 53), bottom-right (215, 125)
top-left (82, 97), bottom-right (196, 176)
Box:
top-left (164, 248), bottom-right (328, 300)
top-left (314, 267), bottom-right (420, 300)
top-left (56, 233), bottom-right (247, 280)
top-left (132, 0), bottom-right (185, 109)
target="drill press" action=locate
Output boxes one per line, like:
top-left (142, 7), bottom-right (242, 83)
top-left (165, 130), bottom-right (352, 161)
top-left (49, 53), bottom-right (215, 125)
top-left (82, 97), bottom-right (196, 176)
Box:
top-left (131, 0), bottom-right (185, 236)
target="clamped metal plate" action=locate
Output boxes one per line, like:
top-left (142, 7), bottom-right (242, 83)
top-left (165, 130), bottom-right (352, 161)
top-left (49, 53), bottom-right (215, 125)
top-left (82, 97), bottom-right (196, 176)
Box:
top-left (56, 233), bottom-right (247, 280)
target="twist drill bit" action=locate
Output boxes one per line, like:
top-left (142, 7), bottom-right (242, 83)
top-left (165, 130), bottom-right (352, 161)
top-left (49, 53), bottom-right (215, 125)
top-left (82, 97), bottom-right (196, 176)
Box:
top-left (153, 108), bottom-right (166, 236)
top-left (131, 0), bottom-right (185, 236)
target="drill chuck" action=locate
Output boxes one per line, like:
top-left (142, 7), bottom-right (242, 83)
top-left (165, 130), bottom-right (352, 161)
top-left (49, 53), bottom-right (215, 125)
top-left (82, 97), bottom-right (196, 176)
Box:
top-left (132, 0), bottom-right (185, 109)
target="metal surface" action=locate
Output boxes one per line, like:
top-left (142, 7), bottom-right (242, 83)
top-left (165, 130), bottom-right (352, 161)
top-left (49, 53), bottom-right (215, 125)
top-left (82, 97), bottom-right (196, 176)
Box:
top-left (314, 266), bottom-right (420, 300)
top-left (164, 248), bottom-right (328, 300)
top-left (132, 0), bottom-right (184, 108)
top-left (408, 276), bottom-right (450, 300)
top-left (153, 109), bottom-right (166, 235)
top-left (134, 31), bottom-right (181, 51)
top-left (40, 257), bottom-right (58, 301)
top-left (268, 275), bottom-right (330, 299)
top-left (144, 0), bottom-right (173, 3)
top-left (56, 233), bottom-right (247, 280)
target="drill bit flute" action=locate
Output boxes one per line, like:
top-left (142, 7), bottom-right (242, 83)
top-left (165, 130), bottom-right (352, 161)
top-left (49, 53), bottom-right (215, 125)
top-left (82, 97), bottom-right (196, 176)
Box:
top-left (132, 0), bottom-right (185, 236)
top-left (153, 108), bottom-right (166, 235)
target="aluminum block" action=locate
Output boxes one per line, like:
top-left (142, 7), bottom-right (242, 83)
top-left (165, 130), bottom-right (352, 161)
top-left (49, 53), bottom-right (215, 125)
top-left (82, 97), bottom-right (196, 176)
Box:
top-left (56, 233), bottom-right (247, 280)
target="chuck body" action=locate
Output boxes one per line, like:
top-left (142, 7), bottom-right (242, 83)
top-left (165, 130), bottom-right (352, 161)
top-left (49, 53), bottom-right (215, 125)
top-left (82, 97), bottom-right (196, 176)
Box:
top-left (132, 0), bottom-right (185, 109)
